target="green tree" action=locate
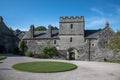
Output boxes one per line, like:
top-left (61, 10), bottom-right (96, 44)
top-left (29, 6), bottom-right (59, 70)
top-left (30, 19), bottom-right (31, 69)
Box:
top-left (40, 46), bottom-right (57, 58)
top-left (108, 31), bottom-right (120, 53)
top-left (9, 27), bottom-right (14, 32)
top-left (18, 40), bottom-right (26, 55)
top-left (35, 26), bottom-right (47, 31)
top-left (14, 29), bottom-right (21, 36)
top-left (52, 26), bottom-right (59, 30)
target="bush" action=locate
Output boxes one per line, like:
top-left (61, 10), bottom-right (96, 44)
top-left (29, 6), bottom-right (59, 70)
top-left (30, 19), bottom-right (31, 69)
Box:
top-left (34, 54), bottom-right (41, 58)
top-left (40, 46), bottom-right (57, 58)
top-left (18, 40), bottom-right (26, 55)
top-left (25, 51), bottom-right (33, 57)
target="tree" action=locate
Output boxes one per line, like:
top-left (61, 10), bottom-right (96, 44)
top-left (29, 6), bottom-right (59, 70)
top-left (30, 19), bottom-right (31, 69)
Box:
top-left (52, 26), bottom-right (59, 30)
top-left (34, 26), bottom-right (47, 31)
top-left (14, 29), bottom-right (21, 36)
top-left (108, 31), bottom-right (120, 53)
top-left (9, 27), bottom-right (14, 32)
top-left (40, 46), bottom-right (57, 58)
top-left (18, 40), bottom-right (26, 55)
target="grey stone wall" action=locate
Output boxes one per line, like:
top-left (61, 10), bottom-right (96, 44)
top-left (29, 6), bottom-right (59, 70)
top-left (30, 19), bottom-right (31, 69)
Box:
top-left (59, 16), bottom-right (85, 50)
top-left (25, 39), bottom-right (59, 54)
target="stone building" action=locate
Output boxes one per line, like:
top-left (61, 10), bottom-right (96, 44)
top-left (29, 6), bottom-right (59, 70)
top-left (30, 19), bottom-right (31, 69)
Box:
top-left (21, 16), bottom-right (114, 61)
top-left (0, 16), bottom-right (18, 53)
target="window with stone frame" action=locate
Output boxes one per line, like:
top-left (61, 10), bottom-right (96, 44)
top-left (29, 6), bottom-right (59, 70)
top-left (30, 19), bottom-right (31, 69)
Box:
top-left (70, 37), bottom-right (72, 42)
top-left (54, 40), bottom-right (56, 44)
top-left (70, 24), bottom-right (73, 29)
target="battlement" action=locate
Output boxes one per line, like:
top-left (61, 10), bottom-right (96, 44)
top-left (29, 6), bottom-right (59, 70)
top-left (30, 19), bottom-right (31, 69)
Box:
top-left (59, 16), bottom-right (84, 22)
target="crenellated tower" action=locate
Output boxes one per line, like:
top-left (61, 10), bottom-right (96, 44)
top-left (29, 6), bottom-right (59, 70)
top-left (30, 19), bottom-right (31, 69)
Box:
top-left (59, 16), bottom-right (85, 50)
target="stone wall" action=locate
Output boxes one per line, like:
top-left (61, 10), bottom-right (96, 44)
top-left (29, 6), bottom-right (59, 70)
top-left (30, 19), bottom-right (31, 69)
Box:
top-left (25, 39), bottom-right (59, 54)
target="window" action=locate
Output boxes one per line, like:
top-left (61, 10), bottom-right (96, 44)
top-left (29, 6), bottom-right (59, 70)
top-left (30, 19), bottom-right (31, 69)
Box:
top-left (70, 37), bottom-right (72, 42)
top-left (54, 40), bottom-right (56, 44)
top-left (92, 44), bottom-right (94, 46)
top-left (70, 24), bottom-right (73, 29)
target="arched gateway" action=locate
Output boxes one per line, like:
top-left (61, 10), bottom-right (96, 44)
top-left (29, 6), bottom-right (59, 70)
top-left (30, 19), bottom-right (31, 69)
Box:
top-left (67, 48), bottom-right (78, 60)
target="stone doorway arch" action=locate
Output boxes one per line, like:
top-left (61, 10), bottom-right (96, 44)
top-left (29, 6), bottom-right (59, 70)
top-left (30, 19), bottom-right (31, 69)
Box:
top-left (67, 47), bottom-right (78, 60)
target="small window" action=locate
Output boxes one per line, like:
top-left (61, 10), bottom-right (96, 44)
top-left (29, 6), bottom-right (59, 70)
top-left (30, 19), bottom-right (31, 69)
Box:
top-left (54, 40), bottom-right (56, 44)
top-left (70, 37), bottom-right (72, 42)
top-left (92, 44), bottom-right (94, 46)
top-left (70, 24), bottom-right (73, 29)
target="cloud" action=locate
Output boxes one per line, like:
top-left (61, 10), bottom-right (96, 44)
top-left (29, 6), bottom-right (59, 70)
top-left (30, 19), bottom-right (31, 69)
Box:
top-left (91, 8), bottom-right (104, 16)
top-left (85, 17), bottom-right (107, 29)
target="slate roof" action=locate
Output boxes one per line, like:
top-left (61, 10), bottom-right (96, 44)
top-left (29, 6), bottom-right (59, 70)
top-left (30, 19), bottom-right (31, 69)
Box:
top-left (22, 30), bottom-right (59, 39)
top-left (22, 29), bottom-right (101, 40)
top-left (84, 30), bottom-right (101, 39)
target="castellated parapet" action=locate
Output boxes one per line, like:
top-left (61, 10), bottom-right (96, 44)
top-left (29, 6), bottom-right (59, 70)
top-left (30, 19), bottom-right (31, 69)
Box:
top-left (59, 16), bottom-right (84, 23)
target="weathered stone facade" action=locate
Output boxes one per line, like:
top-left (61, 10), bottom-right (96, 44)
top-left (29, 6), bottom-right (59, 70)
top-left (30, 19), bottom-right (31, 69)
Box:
top-left (0, 16), bottom-right (18, 53)
top-left (21, 16), bottom-right (115, 61)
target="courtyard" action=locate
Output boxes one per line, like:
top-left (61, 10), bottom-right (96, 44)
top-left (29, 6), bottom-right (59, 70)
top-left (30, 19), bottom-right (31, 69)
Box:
top-left (0, 54), bottom-right (120, 80)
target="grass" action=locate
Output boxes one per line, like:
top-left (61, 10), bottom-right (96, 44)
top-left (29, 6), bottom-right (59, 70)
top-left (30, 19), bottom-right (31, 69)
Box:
top-left (0, 56), bottom-right (7, 60)
top-left (106, 60), bottom-right (120, 64)
top-left (12, 61), bottom-right (77, 73)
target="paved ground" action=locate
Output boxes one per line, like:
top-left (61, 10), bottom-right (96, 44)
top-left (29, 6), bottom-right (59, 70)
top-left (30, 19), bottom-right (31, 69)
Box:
top-left (0, 54), bottom-right (120, 80)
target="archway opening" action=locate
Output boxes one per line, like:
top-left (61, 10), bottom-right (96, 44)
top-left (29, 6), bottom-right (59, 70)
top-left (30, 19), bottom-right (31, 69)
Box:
top-left (69, 52), bottom-right (75, 60)
top-left (67, 48), bottom-right (78, 60)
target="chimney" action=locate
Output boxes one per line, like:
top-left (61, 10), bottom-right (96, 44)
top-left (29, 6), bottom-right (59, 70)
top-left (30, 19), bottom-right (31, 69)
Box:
top-left (0, 16), bottom-right (3, 23)
top-left (48, 25), bottom-right (52, 38)
top-left (30, 25), bottom-right (34, 39)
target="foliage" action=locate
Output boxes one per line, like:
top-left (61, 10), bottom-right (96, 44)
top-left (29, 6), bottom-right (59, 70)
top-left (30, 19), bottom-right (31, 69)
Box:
top-left (25, 51), bottom-right (33, 57)
top-left (106, 59), bottom-right (120, 64)
top-left (34, 26), bottom-right (47, 31)
top-left (52, 26), bottom-right (59, 30)
top-left (9, 27), bottom-right (14, 32)
top-left (14, 29), bottom-right (21, 36)
top-left (108, 31), bottom-right (120, 53)
top-left (40, 46), bottom-right (57, 58)
top-left (12, 61), bottom-right (77, 73)
top-left (18, 40), bottom-right (26, 55)
top-left (33, 54), bottom-right (41, 58)
top-left (0, 56), bottom-right (7, 60)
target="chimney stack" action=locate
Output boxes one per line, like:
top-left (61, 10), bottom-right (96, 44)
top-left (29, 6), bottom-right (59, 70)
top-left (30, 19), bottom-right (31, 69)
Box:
top-left (48, 25), bottom-right (52, 38)
top-left (0, 16), bottom-right (3, 23)
top-left (30, 25), bottom-right (34, 39)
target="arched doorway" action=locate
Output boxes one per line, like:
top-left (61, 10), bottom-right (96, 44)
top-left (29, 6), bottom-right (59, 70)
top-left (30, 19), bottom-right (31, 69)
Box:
top-left (69, 52), bottom-right (75, 60)
top-left (67, 48), bottom-right (78, 60)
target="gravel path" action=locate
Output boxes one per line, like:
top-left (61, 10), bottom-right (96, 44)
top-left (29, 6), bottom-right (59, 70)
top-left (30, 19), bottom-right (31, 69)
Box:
top-left (0, 54), bottom-right (120, 80)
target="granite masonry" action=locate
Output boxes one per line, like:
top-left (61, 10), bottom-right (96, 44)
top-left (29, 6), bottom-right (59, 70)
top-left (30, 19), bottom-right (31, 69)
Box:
top-left (21, 16), bottom-right (115, 61)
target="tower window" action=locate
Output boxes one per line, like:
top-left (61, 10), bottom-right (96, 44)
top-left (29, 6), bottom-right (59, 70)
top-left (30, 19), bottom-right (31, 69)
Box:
top-left (70, 24), bottom-right (73, 29)
top-left (70, 37), bottom-right (72, 42)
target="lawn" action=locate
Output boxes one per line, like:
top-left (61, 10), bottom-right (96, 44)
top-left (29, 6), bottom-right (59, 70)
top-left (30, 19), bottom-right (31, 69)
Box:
top-left (12, 61), bottom-right (77, 73)
top-left (106, 60), bottom-right (120, 64)
top-left (0, 56), bottom-right (7, 60)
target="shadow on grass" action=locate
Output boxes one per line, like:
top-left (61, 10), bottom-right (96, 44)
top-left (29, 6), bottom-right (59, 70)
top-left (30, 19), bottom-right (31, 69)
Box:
top-left (0, 68), bottom-right (11, 70)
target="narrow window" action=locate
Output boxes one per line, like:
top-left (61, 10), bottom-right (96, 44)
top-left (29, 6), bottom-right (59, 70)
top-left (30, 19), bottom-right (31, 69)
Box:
top-left (92, 44), bottom-right (94, 46)
top-left (70, 37), bottom-right (72, 42)
top-left (54, 40), bottom-right (56, 44)
top-left (70, 24), bottom-right (73, 29)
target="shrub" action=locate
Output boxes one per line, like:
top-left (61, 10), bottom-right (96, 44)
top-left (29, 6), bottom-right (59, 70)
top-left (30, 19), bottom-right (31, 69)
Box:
top-left (34, 54), bottom-right (41, 58)
top-left (40, 46), bottom-right (57, 58)
top-left (18, 40), bottom-right (26, 55)
top-left (25, 51), bottom-right (33, 57)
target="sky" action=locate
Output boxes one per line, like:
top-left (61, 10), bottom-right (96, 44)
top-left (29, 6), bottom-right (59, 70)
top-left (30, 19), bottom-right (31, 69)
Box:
top-left (0, 0), bottom-right (120, 31)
